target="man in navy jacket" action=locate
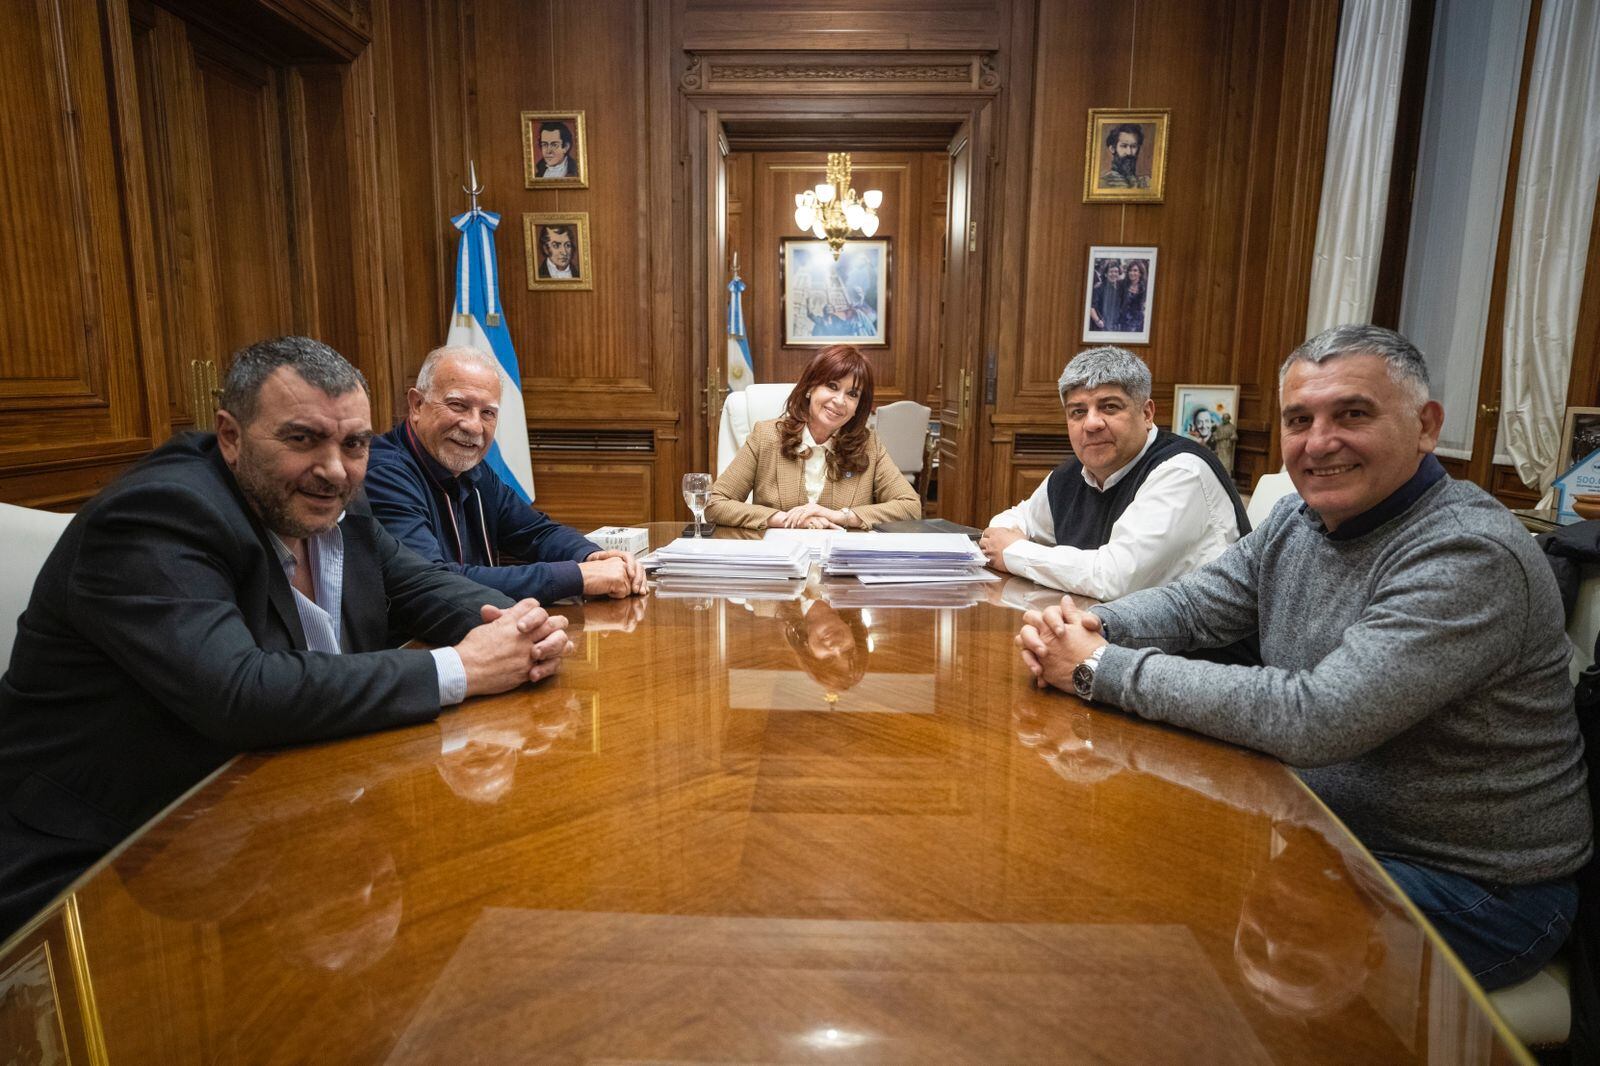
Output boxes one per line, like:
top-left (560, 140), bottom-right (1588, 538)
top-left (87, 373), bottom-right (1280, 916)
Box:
top-left (366, 346), bottom-right (645, 604)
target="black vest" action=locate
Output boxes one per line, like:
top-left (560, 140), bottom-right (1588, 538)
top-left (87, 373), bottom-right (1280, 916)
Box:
top-left (1046, 429), bottom-right (1250, 549)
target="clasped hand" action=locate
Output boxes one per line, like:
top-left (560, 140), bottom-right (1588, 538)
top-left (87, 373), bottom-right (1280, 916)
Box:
top-left (455, 598), bottom-right (574, 697)
top-left (770, 503), bottom-right (850, 530)
top-left (580, 549), bottom-right (648, 598)
top-left (1016, 596), bottom-right (1109, 691)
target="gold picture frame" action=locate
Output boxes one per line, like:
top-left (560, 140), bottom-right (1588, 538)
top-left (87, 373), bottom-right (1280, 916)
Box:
top-left (1083, 108), bottom-right (1170, 203)
top-left (0, 897), bottom-right (108, 1065)
top-left (520, 111), bottom-right (588, 189)
top-left (523, 212), bottom-right (594, 292)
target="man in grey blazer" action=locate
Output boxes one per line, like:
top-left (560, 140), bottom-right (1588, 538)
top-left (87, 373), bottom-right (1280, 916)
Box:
top-left (0, 336), bottom-right (571, 939)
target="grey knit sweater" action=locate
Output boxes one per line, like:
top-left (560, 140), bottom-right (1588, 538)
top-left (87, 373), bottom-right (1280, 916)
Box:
top-left (1091, 476), bottom-right (1592, 885)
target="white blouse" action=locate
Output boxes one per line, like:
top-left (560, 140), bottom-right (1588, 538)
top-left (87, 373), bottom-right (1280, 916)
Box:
top-left (800, 425), bottom-right (834, 504)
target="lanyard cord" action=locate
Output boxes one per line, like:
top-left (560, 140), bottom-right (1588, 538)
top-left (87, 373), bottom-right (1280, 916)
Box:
top-left (401, 423), bottom-right (494, 566)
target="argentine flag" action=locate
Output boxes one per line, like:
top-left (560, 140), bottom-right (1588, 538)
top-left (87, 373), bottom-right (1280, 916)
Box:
top-left (728, 273), bottom-right (754, 392)
top-left (447, 208), bottom-right (536, 503)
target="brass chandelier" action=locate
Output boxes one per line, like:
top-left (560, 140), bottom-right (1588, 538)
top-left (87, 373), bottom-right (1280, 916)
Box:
top-left (793, 152), bottom-right (882, 259)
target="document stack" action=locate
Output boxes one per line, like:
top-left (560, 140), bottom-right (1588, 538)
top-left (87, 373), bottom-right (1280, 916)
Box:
top-left (821, 532), bottom-right (993, 585)
top-left (650, 537), bottom-right (810, 594)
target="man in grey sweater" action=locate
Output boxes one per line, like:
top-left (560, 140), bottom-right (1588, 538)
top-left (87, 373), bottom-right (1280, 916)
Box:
top-left (1018, 324), bottom-right (1591, 990)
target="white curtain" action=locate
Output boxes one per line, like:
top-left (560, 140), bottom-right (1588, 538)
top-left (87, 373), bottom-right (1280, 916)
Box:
top-left (1499, 0), bottom-right (1600, 490)
top-left (1397, 0), bottom-right (1530, 460)
top-left (1304, 0), bottom-right (1412, 336)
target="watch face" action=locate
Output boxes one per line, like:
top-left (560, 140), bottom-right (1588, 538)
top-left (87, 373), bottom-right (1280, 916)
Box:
top-left (1072, 662), bottom-right (1094, 699)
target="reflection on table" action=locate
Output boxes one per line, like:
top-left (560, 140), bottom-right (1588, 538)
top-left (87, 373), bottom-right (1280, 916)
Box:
top-left (0, 525), bottom-right (1526, 1063)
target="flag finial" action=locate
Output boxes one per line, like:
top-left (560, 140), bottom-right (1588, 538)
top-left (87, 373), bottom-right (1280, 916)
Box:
top-left (463, 160), bottom-right (483, 213)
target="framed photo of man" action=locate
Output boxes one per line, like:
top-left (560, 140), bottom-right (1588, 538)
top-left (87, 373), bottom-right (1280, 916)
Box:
top-left (1557, 406), bottom-right (1600, 474)
top-left (521, 111), bottom-right (588, 189)
top-left (1082, 246), bottom-right (1157, 345)
top-left (523, 213), bottom-right (593, 291)
top-left (1173, 384), bottom-right (1241, 475)
top-left (781, 238), bottom-right (890, 347)
top-left (1083, 109), bottom-right (1169, 203)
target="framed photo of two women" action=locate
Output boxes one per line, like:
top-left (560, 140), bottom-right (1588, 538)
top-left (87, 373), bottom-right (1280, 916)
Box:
top-left (1082, 246), bottom-right (1157, 346)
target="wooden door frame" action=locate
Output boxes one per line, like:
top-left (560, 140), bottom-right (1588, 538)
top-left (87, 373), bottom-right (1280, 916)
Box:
top-left (681, 86), bottom-right (999, 478)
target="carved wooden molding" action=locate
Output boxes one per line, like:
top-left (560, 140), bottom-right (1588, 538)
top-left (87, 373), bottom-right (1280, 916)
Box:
top-left (681, 51), bottom-right (999, 95)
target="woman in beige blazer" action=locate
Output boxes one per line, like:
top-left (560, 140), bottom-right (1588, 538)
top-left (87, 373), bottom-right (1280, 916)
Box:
top-left (705, 344), bottom-right (921, 530)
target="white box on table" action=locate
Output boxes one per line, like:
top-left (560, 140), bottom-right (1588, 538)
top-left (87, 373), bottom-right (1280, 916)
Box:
top-left (587, 526), bottom-right (650, 554)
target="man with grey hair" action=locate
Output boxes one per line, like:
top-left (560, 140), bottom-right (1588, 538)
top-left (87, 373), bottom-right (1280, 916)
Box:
top-left (366, 345), bottom-right (645, 604)
top-left (1017, 324), bottom-right (1591, 989)
top-left (0, 335), bottom-right (574, 939)
top-left (980, 346), bottom-right (1248, 600)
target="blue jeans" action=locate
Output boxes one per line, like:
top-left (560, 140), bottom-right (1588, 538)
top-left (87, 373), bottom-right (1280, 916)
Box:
top-left (1379, 856), bottom-right (1578, 990)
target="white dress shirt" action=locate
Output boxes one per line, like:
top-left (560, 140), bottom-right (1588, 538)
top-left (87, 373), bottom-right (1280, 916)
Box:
top-left (543, 258), bottom-right (574, 279)
top-left (800, 425), bottom-right (833, 504)
top-left (267, 521), bottom-right (468, 706)
top-left (540, 158), bottom-right (571, 178)
top-left (987, 426), bottom-right (1242, 600)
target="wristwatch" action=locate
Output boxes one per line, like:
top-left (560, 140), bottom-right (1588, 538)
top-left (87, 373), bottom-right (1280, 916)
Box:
top-left (1072, 646), bottom-right (1106, 700)
top-left (840, 507), bottom-right (857, 528)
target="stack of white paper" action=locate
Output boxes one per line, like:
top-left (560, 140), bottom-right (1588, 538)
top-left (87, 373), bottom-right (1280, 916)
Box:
top-left (762, 527), bottom-right (874, 561)
top-left (651, 537), bottom-right (810, 584)
top-left (822, 532), bottom-right (989, 584)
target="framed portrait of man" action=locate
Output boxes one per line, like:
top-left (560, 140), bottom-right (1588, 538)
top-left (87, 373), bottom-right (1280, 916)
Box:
top-left (523, 212), bottom-right (593, 292)
top-left (520, 111), bottom-right (588, 189)
top-left (781, 238), bottom-right (890, 347)
top-left (1083, 109), bottom-right (1169, 203)
top-left (1173, 384), bottom-right (1241, 475)
top-left (1082, 245), bottom-right (1157, 345)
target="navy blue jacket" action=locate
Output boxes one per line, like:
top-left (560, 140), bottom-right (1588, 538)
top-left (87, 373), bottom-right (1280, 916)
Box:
top-left (365, 424), bottom-right (599, 603)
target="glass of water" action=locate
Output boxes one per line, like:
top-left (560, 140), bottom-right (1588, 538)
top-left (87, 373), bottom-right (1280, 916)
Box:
top-left (682, 472), bottom-right (712, 538)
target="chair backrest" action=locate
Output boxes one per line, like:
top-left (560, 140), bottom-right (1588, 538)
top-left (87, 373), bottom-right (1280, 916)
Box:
top-left (1245, 471), bottom-right (1298, 529)
top-left (716, 383), bottom-right (794, 475)
top-left (874, 400), bottom-right (933, 477)
top-left (0, 502), bottom-right (73, 668)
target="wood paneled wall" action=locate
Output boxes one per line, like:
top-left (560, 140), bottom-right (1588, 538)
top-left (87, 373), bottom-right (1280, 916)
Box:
top-left (984, 0), bottom-right (1339, 517)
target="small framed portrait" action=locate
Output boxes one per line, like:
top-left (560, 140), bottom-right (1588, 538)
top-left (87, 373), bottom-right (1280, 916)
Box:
top-left (1173, 384), bottom-right (1241, 474)
top-left (0, 901), bottom-right (106, 1065)
top-left (521, 111), bottom-right (588, 189)
top-left (523, 212), bottom-right (593, 292)
top-left (1082, 246), bottom-right (1157, 345)
top-left (781, 238), bottom-right (890, 347)
top-left (1084, 108), bottom-right (1169, 203)
top-left (1557, 406), bottom-right (1600, 474)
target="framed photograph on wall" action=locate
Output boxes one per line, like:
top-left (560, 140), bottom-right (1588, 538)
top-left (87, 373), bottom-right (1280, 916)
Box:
top-left (781, 238), bottom-right (890, 347)
top-left (1082, 246), bottom-right (1157, 345)
top-left (1557, 406), bottom-right (1600, 474)
top-left (521, 111), bottom-right (588, 188)
top-left (1173, 384), bottom-right (1241, 475)
top-left (1084, 108), bottom-right (1169, 203)
top-left (523, 212), bottom-right (593, 292)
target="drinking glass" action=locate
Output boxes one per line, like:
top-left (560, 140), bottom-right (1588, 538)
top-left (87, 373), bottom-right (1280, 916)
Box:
top-left (682, 472), bottom-right (712, 538)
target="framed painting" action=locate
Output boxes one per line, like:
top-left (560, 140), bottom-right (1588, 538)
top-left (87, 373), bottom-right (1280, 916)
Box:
top-left (1084, 108), bottom-right (1169, 203)
top-left (781, 238), bottom-right (889, 348)
top-left (520, 111), bottom-right (588, 189)
top-left (524, 212), bottom-right (594, 292)
top-left (1173, 384), bottom-right (1241, 475)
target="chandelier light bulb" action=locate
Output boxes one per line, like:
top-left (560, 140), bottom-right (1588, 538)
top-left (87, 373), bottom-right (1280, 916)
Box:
top-left (863, 189), bottom-right (883, 210)
top-left (860, 214), bottom-right (880, 238)
top-left (812, 220), bottom-right (827, 240)
top-left (845, 202), bottom-right (865, 231)
top-left (795, 206), bottom-right (814, 230)
top-left (815, 183), bottom-right (836, 204)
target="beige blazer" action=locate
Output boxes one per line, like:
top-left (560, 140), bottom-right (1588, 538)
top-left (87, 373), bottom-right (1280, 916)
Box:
top-left (704, 419), bottom-right (921, 530)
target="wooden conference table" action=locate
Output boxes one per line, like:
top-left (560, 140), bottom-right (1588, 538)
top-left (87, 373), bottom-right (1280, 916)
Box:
top-left (3, 524), bottom-right (1527, 1064)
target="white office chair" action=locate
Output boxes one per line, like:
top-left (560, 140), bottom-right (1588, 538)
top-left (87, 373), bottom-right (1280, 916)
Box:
top-left (716, 383), bottom-right (794, 475)
top-left (0, 502), bottom-right (73, 667)
top-left (873, 400), bottom-right (932, 482)
top-left (1245, 470), bottom-right (1298, 528)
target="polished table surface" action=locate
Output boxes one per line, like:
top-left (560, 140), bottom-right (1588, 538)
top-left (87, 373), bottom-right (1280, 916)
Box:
top-left (6, 524), bottom-right (1527, 1063)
